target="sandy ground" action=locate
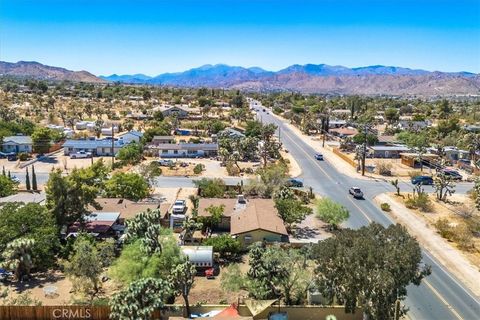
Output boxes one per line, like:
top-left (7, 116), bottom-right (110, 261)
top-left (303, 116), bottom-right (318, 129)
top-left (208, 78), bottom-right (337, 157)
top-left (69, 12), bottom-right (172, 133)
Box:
top-left (374, 193), bottom-right (480, 297)
top-left (281, 150), bottom-right (302, 178)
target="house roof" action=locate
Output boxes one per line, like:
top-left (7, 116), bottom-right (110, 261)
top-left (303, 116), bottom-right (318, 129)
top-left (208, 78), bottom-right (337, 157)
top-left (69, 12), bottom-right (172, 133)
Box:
top-left (198, 198), bottom-right (288, 236)
top-left (89, 198), bottom-right (168, 220)
top-left (63, 139), bottom-right (125, 149)
top-left (2, 135), bottom-right (32, 145)
top-left (377, 135), bottom-right (397, 143)
top-left (370, 146), bottom-right (410, 152)
top-left (118, 131), bottom-right (143, 138)
top-left (329, 127), bottom-right (358, 136)
top-left (0, 192), bottom-right (46, 205)
top-left (153, 143), bottom-right (218, 151)
top-left (152, 135), bottom-right (176, 140)
top-left (69, 211), bottom-right (120, 234)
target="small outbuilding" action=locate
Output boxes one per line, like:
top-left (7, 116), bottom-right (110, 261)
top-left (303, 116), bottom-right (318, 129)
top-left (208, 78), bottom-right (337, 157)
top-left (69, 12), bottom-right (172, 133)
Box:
top-left (181, 246), bottom-right (214, 268)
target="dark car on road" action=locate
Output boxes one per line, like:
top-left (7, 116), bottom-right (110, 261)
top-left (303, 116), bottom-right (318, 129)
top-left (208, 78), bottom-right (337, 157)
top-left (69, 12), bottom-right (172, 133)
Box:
top-left (315, 153), bottom-right (324, 160)
top-left (286, 178), bottom-right (303, 188)
top-left (439, 169), bottom-right (463, 181)
top-left (411, 175), bottom-right (434, 185)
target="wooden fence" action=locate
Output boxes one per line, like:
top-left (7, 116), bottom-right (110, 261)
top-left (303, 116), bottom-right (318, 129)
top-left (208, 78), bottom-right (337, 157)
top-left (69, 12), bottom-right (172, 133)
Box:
top-left (0, 305), bottom-right (363, 320)
top-left (332, 148), bottom-right (356, 167)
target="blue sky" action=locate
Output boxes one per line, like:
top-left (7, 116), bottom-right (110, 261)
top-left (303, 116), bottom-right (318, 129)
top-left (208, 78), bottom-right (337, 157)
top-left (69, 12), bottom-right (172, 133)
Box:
top-left (1, 0), bottom-right (479, 75)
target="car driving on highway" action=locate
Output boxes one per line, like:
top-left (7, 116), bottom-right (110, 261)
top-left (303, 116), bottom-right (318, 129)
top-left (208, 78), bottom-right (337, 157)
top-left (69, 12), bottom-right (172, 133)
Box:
top-left (349, 187), bottom-right (364, 199)
top-left (315, 153), bottom-right (324, 160)
top-left (411, 175), bottom-right (434, 185)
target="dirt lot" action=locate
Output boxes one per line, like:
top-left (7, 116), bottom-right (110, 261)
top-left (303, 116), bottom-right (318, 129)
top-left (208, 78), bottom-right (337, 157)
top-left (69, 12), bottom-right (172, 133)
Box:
top-left (376, 192), bottom-right (480, 296)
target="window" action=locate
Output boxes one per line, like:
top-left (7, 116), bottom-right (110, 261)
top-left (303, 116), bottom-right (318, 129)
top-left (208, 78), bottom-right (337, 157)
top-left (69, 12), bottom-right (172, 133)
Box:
top-left (162, 150), bottom-right (168, 154)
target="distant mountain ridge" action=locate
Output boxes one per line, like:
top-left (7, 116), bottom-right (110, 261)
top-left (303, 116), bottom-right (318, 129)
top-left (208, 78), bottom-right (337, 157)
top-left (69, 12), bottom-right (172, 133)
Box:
top-left (0, 61), bottom-right (105, 83)
top-left (100, 63), bottom-right (479, 95)
top-left (1, 60), bottom-right (478, 95)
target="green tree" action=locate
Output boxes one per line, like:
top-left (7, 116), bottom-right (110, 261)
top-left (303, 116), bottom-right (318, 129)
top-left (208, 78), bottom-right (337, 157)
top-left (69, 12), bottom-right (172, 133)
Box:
top-left (434, 174), bottom-right (456, 202)
top-left (170, 260), bottom-right (196, 318)
top-left (275, 198), bottom-right (312, 231)
top-left (109, 278), bottom-right (172, 320)
top-left (201, 204), bottom-right (225, 229)
top-left (203, 234), bottom-right (241, 258)
top-left (315, 198), bottom-right (350, 230)
top-left (194, 178), bottom-right (226, 198)
top-left (31, 127), bottom-right (55, 153)
top-left (116, 142), bottom-right (143, 165)
top-left (0, 203), bottom-right (59, 269)
top-left (124, 209), bottom-right (163, 254)
top-left (105, 172), bottom-right (150, 201)
top-left (64, 235), bottom-right (103, 296)
top-left (45, 168), bottom-right (101, 228)
top-left (25, 168), bottom-right (31, 191)
top-left (31, 165), bottom-right (38, 191)
top-left (475, 179), bottom-right (480, 211)
top-left (312, 223), bottom-right (430, 319)
top-left (384, 108), bottom-right (399, 125)
top-left (1, 238), bottom-right (35, 281)
top-left (0, 175), bottom-right (17, 197)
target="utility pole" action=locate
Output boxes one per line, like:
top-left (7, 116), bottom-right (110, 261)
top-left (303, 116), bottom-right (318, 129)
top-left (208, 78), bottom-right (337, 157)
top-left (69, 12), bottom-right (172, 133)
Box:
top-left (111, 124), bottom-right (115, 169)
top-left (278, 126), bottom-right (281, 142)
top-left (362, 125), bottom-right (367, 176)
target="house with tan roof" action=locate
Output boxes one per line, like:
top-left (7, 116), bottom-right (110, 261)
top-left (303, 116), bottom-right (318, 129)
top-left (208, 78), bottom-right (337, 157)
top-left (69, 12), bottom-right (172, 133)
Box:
top-left (197, 196), bottom-right (288, 248)
top-left (89, 198), bottom-right (170, 220)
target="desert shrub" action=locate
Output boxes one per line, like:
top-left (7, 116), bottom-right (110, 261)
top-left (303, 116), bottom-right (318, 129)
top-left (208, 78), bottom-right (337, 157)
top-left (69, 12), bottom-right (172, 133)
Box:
top-left (18, 152), bottom-right (29, 161)
top-left (465, 215), bottom-right (480, 235)
top-left (226, 162), bottom-right (240, 176)
top-left (380, 203), bottom-right (391, 212)
top-left (244, 167), bottom-right (254, 174)
top-left (434, 218), bottom-right (454, 239)
top-left (408, 171), bottom-right (422, 178)
top-left (193, 164), bottom-right (204, 175)
top-left (376, 162), bottom-right (392, 176)
top-left (405, 193), bottom-right (432, 212)
top-left (453, 224), bottom-right (474, 250)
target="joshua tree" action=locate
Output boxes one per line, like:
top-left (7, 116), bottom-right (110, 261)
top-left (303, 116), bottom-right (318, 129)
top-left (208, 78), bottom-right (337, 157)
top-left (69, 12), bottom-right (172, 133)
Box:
top-left (1, 238), bottom-right (35, 281)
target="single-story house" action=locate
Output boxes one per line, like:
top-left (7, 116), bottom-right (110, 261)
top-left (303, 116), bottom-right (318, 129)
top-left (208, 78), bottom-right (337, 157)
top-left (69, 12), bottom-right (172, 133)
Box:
top-left (221, 128), bottom-right (245, 138)
top-left (369, 145), bottom-right (411, 158)
top-left (1, 135), bottom-right (32, 154)
top-left (0, 192), bottom-right (46, 206)
top-left (75, 121), bottom-right (95, 131)
top-left (198, 197), bottom-right (288, 248)
top-left (376, 135), bottom-right (399, 146)
top-left (151, 136), bottom-right (176, 145)
top-left (329, 127), bottom-right (358, 138)
top-left (428, 146), bottom-right (471, 162)
top-left (397, 120), bottom-right (431, 131)
top-left (118, 131), bottom-right (143, 144)
top-left (154, 143), bottom-right (218, 158)
top-left (100, 126), bottom-right (119, 136)
top-left (155, 105), bottom-right (192, 119)
top-left (327, 119), bottom-right (347, 128)
top-left (68, 211), bottom-right (122, 238)
top-left (63, 138), bottom-right (125, 156)
top-left (89, 198), bottom-right (169, 220)
top-left (180, 246), bottom-right (214, 268)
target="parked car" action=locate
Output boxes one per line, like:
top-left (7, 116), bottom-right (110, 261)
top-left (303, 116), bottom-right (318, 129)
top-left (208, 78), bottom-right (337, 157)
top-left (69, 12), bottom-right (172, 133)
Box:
top-left (286, 178), bottom-right (303, 188)
top-left (0, 268), bottom-right (13, 282)
top-left (7, 154), bottom-right (17, 161)
top-left (172, 200), bottom-right (186, 214)
top-left (10, 176), bottom-right (20, 184)
top-left (411, 175), bottom-right (434, 185)
top-left (70, 151), bottom-right (92, 159)
top-left (439, 169), bottom-right (463, 181)
top-left (349, 187), bottom-right (364, 199)
top-left (158, 159), bottom-right (174, 166)
top-left (315, 153), bottom-right (324, 160)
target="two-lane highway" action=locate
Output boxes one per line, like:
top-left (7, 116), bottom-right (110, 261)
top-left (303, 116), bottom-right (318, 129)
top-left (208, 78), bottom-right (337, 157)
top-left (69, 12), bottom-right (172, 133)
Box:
top-left (255, 103), bottom-right (480, 320)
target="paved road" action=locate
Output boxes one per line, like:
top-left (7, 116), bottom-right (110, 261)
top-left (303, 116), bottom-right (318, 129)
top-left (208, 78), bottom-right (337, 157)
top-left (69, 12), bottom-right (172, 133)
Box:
top-left (255, 103), bottom-right (480, 320)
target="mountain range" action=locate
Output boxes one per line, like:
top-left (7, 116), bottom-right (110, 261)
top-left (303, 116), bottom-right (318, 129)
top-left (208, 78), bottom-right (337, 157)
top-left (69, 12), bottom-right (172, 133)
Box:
top-left (1, 60), bottom-right (479, 96)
